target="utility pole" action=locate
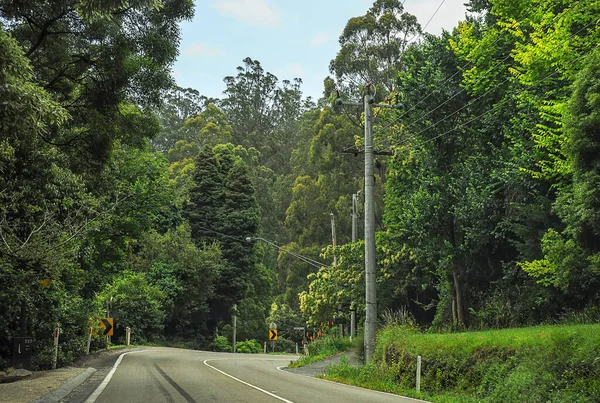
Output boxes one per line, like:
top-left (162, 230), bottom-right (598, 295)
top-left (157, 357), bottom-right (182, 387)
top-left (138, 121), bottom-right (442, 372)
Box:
top-left (331, 212), bottom-right (343, 337)
top-left (334, 85), bottom-right (401, 362)
top-left (232, 304), bottom-right (237, 353)
top-left (330, 212), bottom-right (337, 268)
top-left (350, 192), bottom-right (360, 339)
top-left (363, 85), bottom-right (377, 363)
top-left (352, 193), bottom-right (359, 243)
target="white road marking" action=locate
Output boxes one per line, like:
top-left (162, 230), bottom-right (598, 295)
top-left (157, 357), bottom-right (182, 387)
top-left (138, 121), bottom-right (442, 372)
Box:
top-left (203, 359), bottom-right (294, 403)
top-left (85, 350), bottom-right (147, 403)
top-left (276, 366), bottom-right (430, 402)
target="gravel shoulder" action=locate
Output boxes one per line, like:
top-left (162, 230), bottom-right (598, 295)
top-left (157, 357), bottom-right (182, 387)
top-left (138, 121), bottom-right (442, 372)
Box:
top-left (0, 367), bottom-right (86, 403)
top-left (0, 348), bottom-right (134, 403)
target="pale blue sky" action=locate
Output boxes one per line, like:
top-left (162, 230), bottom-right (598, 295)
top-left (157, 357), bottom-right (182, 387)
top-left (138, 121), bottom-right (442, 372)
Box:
top-left (172, 0), bottom-right (469, 101)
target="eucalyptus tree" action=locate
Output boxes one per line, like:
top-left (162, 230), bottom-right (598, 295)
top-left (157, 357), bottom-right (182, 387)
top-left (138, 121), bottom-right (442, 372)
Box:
top-left (329, 0), bottom-right (420, 98)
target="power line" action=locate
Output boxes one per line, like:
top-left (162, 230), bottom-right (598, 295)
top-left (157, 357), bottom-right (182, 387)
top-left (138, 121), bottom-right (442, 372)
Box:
top-left (400, 44), bottom-right (598, 151)
top-left (250, 237), bottom-right (326, 269)
top-left (375, 0), bottom-right (584, 135)
top-left (389, 17), bottom-right (598, 150)
top-left (406, 0), bottom-right (447, 44)
top-left (195, 225), bottom-right (326, 269)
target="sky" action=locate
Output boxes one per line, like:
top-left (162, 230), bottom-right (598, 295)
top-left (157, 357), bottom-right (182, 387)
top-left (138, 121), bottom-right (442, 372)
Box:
top-left (172, 0), bottom-right (469, 101)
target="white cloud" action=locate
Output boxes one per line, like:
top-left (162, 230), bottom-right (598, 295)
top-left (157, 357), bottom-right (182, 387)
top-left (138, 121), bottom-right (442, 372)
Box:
top-left (184, 42), bottom-right (224, 57)
top-left (211, 0), bottom-right (281, 27)
top-left (310, 32), bottom-right (330, 46)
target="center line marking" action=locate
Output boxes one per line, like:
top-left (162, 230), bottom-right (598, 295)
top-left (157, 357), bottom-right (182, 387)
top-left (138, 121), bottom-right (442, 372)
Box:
top-left (203, 359), bottom-right (294, 403)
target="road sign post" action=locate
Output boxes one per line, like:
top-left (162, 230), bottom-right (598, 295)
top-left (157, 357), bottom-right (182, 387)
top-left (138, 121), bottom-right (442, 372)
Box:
top-left (52, 327), bottom-right (59, 370)
top-left (269, 322), bottom-right (277, 353)
top-left (126, 327), bottom-right (131, 347)
top-left (100, 318), bottom-right (113, 349)
top-left (100, 318), bottom-right (114, 336)
top-left (86, 326), bottom-right (92, 355)
top-left (416, 355), bottom-right (422, 392)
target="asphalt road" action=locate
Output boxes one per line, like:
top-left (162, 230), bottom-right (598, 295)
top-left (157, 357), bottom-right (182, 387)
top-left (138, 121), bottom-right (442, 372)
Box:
top-left (70, 347), bottom-right (422, 403)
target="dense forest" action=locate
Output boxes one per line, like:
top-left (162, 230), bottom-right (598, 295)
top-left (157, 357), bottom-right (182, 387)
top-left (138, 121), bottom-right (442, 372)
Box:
top-left (2, 0), bottom-right (600, 368)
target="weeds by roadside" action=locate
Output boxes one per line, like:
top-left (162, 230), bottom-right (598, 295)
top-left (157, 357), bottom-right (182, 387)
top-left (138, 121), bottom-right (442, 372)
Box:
top-left (287, 335), bottom-right (354, 368)
top-left (319, 323), bottom-right (600, 402)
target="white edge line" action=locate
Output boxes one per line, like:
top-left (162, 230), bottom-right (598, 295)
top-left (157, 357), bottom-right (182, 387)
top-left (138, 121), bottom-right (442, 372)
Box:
top-left (276, 366), bottom-right (430, 403)
top-left (85, 350), bottom-right (146, 403)
top-left (203, 359), bottom-right (294, 403)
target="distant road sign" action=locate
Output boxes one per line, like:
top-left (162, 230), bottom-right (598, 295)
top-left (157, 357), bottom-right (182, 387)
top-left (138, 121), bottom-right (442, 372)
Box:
top-left (100, 318), bottom-right (113, 336)
top-left (269, 329), bottom-right (278, 341)
top-left (293, 327), bottom-right (305, 331)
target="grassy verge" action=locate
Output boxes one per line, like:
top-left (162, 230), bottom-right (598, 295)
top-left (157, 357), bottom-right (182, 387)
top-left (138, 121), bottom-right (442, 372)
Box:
top-left (321, 324), bottom-right (600, 402)
top-left (287, 335), bottom-right (354, 368)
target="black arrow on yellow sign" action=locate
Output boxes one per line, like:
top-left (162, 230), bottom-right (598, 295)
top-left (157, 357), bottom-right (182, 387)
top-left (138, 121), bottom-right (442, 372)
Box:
top-left (269, 329), bottom-right (278, 341)
top-left (100, 318), bottom-right (113, 336)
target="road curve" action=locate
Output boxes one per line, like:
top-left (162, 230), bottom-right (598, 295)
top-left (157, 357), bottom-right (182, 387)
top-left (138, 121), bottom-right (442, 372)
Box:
top-left (85, 347), bottom-right (423, 403)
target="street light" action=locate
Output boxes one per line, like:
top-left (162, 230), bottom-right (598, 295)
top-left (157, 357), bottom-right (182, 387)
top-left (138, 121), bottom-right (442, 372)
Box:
top-left (245, 237), bottom-right (325, 269)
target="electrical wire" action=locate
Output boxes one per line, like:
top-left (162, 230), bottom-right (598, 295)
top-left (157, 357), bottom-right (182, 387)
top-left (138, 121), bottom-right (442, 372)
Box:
top-left (388, 16), bottom-right (598, 150)
top-left (375, 0), bottom-right (584, 135)
top-left (405, 0), bottom-right (447, 44)
top-left (254, 237), bottom-right (326, 269)
top-left (400, 44), bottom-right (598, 151)
top-left (194, 225), bottom-right (327, 269)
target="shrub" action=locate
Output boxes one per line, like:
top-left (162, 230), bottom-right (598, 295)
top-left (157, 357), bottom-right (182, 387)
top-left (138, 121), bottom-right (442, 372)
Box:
top-left (211, 335), bottom-right (231, 352)
top-left (273, 338), bottom-right (295, 353)
top-left (236, 339), bottom-right (262, 353)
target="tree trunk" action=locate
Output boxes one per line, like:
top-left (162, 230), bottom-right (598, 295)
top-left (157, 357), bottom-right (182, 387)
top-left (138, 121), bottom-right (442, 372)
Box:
top-left (451, 265), bottom-right (466, 326)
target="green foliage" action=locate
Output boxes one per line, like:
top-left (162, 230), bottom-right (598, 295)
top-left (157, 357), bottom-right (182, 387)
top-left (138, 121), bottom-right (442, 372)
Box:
top-left (183, 144), bottom-right (262, 336)
top-left (374, 324), bottom-right (600, 401)
top-left (300, 243), bottom-right (364, 327)
top-left (330, 0), bottom-right (421, 95)
top-left (519, 47), bottom-right (600, 304)
top-left (323, 362), bottom-right (425, 400)
top-left (1, 0), bottom-right (193, 167)
top-left (323, 324), bottom-right (600, 402)
top-left (94, 271), bottom-right (165, 342)
top-left (5, 0), bottom-right (600, 372)
top-left (272, 338), bottom-right (296, 353)
top-left (235, 339), bottom-right (262, 354)
top-left (138, 225), bottom-right (223, 341)
top-left (221, 57), bottom-right (311, 172)
top-left (211, 335), bottom-right (232, 352)
top-left (288, 335), bottom-right (354, 368)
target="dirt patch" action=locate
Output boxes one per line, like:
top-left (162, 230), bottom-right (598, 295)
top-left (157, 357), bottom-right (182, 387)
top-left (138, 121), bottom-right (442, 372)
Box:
top-left (0, 367), bottom-right (85, 403)
top-left (0, 348), bottom-right (133, 403)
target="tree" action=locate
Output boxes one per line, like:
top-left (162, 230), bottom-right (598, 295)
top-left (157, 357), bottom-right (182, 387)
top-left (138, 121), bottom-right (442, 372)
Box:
top-left (221, 57), bottom-right (310, 172)
top-left (520, 49), bottom-right (600, 302)
top-left (0, 0), bottom-right (194, 167)
top-left (329, 0), bottom-right (420, 97)
top-left (184, 144), bottom-right (260, 332)
top-left (153, 87), bottom-right (213, 153)
top-left (136, 225), bottom-right (223, 341)
top-left (95, 271), bottom-right (164, 342)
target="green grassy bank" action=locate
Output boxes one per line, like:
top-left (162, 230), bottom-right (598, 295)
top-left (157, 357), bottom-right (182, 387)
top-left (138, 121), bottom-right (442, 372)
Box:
top-left (323, 324), bottom-right (600, 402)
top-left (287, 335), bottom-right (354, 368)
